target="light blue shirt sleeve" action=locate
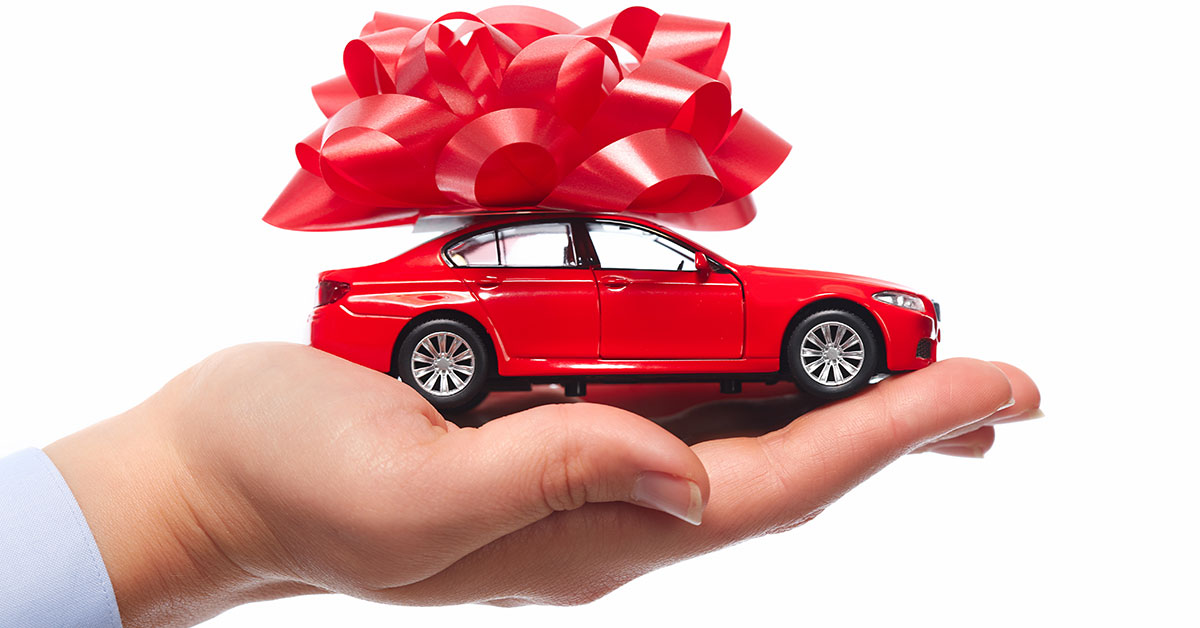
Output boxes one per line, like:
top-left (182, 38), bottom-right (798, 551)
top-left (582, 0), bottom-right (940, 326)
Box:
top-left (0, 448), bottom-right (123, 627)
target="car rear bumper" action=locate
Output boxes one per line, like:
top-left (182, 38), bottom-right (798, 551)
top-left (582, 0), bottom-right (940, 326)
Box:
top-left (310, 304), bottom-right (409, 374)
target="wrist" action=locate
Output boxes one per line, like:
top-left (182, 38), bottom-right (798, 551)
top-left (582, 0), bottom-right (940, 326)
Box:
top-left (44, 399), bottom-right (263, 627)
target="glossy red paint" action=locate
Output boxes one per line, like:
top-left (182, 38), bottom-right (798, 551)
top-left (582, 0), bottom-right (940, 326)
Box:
top-left (596, 268), bottom-right (743, 359)
top-left (456, 266), bottom-right (599, 358)
top-left (310, 212), bottom-right (938, 393)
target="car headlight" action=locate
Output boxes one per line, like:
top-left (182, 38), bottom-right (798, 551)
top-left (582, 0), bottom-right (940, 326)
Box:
top-left (873, 290), bottom-right (926, 313)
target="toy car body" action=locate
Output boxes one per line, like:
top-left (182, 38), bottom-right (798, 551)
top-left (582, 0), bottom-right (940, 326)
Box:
top-left (311, 212), bottom-right (940, 412)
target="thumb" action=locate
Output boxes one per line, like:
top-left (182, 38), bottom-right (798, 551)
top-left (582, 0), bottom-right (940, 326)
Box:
top-left (425, 403), bottom-right (709, 541)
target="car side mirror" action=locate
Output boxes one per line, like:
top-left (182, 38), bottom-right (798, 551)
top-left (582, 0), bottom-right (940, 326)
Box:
top-left (694, 251), bottom-right (711, 279)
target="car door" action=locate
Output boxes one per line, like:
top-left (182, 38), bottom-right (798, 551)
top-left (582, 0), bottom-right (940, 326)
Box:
top-left (583, 220), bottom-right (744, 359)
top-left (447, 221), bottom-right (599, 359)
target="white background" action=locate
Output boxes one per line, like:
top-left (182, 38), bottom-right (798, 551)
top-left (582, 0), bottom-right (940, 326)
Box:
top-left (2, 1), bottom-right (1197, 626)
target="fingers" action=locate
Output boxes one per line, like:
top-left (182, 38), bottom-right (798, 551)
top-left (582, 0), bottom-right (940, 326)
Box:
top-left (988, 361), bottom-right (1042, 423)
top-left (914, 425), bottom-right (996, 457)
top-left (383, 358), bottom-right (1039, 606)
top-left (404, 403), bottom-right (709, 563)
top-left (694, 357), bottom-right (1014, 540)
top-left (915, 360), bottom-right (1043, 456)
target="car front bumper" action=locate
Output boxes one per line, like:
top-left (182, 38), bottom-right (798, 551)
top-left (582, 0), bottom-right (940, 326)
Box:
top-left (877, 306), bottom-right (939, 372)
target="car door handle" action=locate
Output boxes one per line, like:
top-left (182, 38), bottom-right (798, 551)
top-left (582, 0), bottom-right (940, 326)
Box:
top-left (476, 276), bottom-right (502, 289)
top-left (599, 275), bottom-right (631, 290)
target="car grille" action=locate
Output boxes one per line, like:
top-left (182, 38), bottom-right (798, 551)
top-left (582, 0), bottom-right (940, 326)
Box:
top-left (916, 338), bottom-right (933, 360)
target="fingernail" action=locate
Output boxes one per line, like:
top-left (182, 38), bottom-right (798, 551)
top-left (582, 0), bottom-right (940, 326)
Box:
top-left (930, 445), bottom-right (987, 458)
top-left (994, 408), bottom-right (1046, 424)
top-left (632, 472), bottom-right (704, 525)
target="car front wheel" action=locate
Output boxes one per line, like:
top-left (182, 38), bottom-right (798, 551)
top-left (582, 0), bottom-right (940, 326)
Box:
top-left (396, 319), bottom-right (490, 413)
top-left (786, 309), bottom-right (879, 399)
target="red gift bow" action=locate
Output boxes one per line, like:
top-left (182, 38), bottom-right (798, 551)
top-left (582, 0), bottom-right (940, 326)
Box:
top-left (264, 6), bottom-right (791, 231)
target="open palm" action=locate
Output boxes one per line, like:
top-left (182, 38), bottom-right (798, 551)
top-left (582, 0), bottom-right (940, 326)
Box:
top-left (46, 343), bottom-right (1039, 626)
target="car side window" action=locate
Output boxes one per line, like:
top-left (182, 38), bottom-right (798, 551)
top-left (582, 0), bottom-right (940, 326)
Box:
top-left (586, 222), bottom-right (694, 271)
top-left (446, 230), bottom-right (500, 267)
top-left (497, 222), bottom-right (577, 267)
top-left (446, 222), bottom-right (577, 268)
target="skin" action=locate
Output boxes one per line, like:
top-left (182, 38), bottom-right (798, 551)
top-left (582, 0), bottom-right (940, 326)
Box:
top-left (43, 343), bottom-right (1041, 626)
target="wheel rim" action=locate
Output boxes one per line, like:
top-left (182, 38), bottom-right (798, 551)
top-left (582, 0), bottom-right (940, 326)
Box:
top-left (800, 321), bottom-right (866, 387)
top-left (410, 331), bottom-right (475, 397)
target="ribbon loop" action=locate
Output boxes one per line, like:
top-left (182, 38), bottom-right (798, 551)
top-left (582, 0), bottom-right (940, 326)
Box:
top-left (476, 6), bottom-right (580, 47)
top-left (311, 75), bottom-right (358, 118)
top-left (545, 129), bottom-right (721, 213)
top-left (501, 35), bottom-right (622, 129)
top-left (644, 14), bottom-right (730, 78)
top-left (582, 58), bottom-right (730, 155)
top-left (436, 108), bottom-right (585, 207)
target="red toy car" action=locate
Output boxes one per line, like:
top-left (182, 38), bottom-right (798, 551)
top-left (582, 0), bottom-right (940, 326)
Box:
top-left (311, 213), bottom-right (939, 412)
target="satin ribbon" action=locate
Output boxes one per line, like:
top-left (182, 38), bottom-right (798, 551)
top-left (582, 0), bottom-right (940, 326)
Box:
top-left (266, 6), bottom-right (790, 231)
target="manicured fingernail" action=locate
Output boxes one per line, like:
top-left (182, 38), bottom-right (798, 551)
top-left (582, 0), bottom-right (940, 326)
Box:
top-left (931, 445), bottom-right (987, 458)
top-left (632, 472), bottom-right (704, 525)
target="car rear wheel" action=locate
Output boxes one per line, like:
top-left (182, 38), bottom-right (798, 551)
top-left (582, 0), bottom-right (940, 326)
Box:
top-left (786, 309), bottom-right (879, 399)
top-left (396, 319), bottom-right (490, 413)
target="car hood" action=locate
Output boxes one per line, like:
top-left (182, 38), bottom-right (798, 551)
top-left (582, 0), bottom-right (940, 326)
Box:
top-left (737, 265), bottom-right (919, 295)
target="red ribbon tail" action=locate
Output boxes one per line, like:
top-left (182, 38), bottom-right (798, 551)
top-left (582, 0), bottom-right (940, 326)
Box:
top-left (647, 196), bottom-right (757, 231)
top-left (265, 170), bottom-right (420, 231)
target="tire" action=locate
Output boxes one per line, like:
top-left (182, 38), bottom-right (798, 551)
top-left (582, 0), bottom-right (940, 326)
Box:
top-left (396, 319), bottom-right (490, 413)
top-left (786, 309), bottom-right (879, 399)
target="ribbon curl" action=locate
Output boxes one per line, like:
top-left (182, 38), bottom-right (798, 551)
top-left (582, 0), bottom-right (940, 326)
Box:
top-left (266, 6), bottom-right (790, 231)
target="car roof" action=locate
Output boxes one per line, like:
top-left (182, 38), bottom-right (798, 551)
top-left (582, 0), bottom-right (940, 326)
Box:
top-left (415, 210), bottom-right (662, 233)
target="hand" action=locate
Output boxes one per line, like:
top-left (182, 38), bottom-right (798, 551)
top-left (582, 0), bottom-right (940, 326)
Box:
top-left (44, 343), bottom-right (1040, 626)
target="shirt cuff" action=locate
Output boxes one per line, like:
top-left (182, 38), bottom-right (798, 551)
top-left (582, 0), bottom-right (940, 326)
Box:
top-left (0, 448), bottom-right (122, 627)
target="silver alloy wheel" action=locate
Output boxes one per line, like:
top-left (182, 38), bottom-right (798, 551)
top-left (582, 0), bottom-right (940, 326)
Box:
top-left (410, 331), bottom-right (476, 397)
top-left (800, 321), bottom-right (866, 387)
